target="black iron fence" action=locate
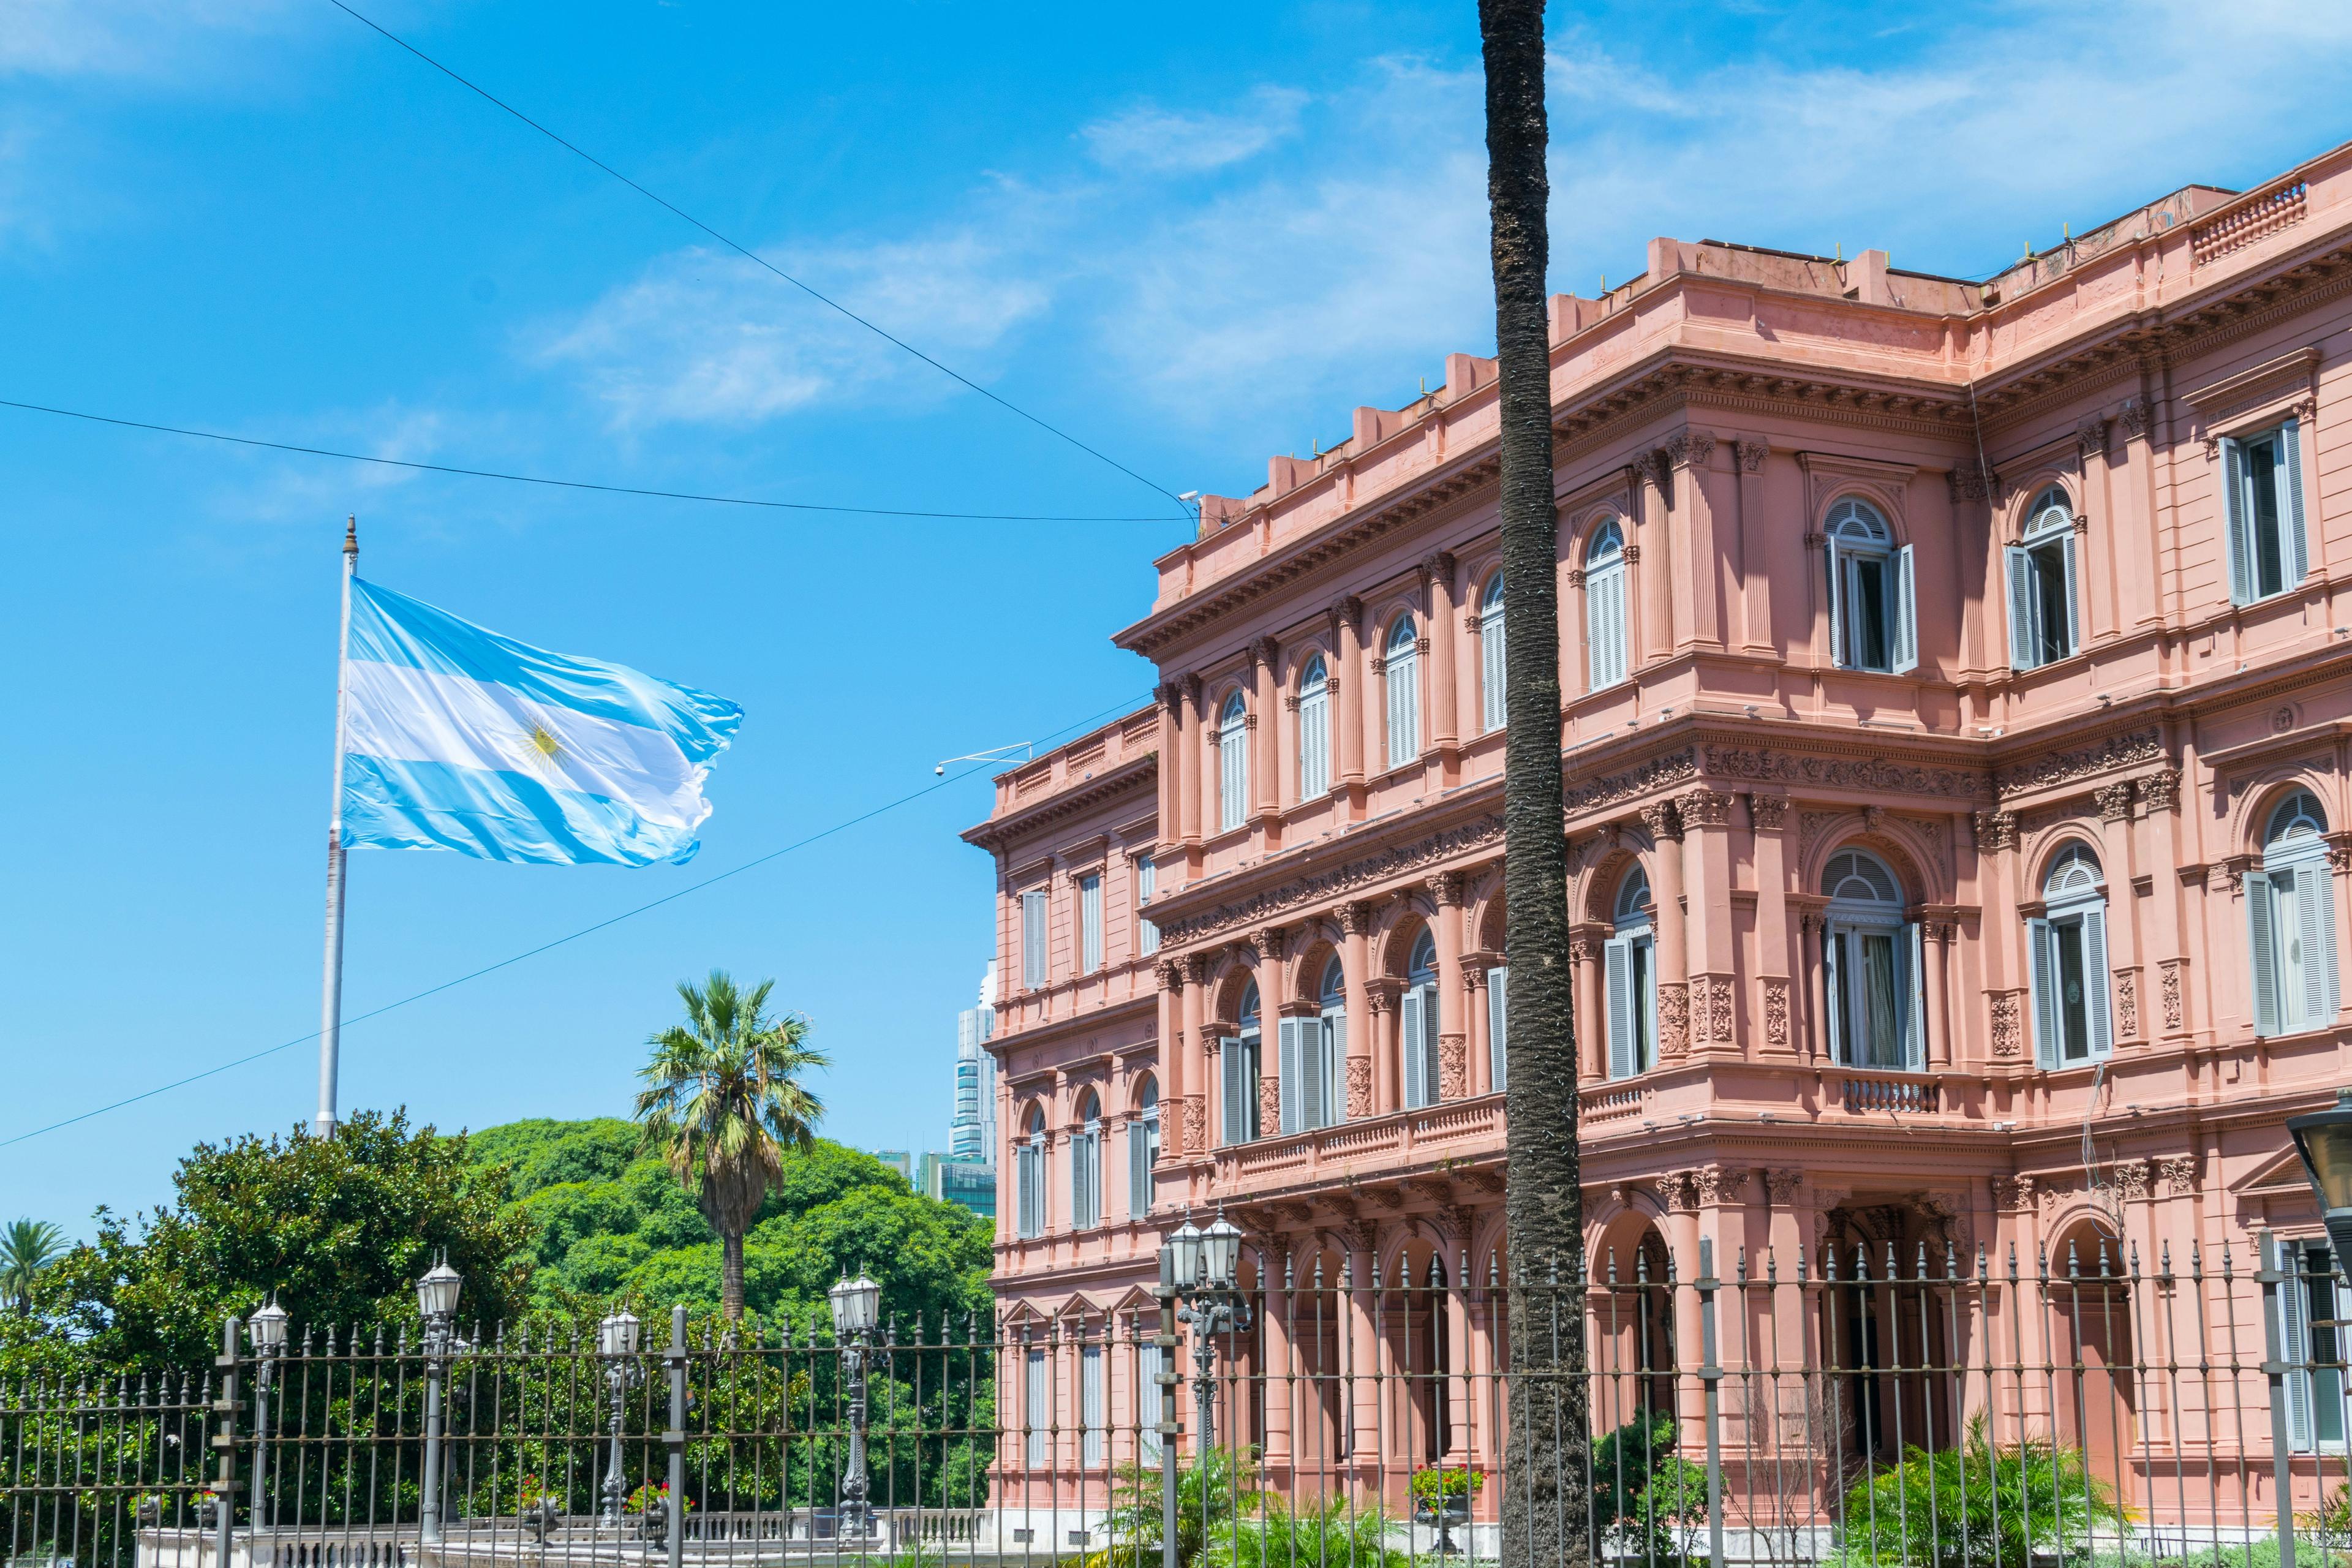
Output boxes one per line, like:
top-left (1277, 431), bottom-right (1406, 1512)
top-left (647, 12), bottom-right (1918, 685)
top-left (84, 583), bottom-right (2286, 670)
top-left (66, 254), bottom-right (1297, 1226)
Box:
top-left (7, 1232), bottom-right (2352, 1564)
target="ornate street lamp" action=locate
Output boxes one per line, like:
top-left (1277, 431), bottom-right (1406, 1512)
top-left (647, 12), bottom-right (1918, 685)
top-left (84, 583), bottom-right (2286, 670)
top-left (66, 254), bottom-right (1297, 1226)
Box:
top-left (2289, 1088), bottom-right (2352, 1273)
top-left (828, 1273), bottom-right (883, 1540)
top-left (246, 1297), bottom-right (290, 1529)
top-left (598, 1308), bottom-right (643, 1528)
top-left (1161, 1210), bottom-right (1251, 1457)
top-left (415, 1259), bottom-right (462, 1544)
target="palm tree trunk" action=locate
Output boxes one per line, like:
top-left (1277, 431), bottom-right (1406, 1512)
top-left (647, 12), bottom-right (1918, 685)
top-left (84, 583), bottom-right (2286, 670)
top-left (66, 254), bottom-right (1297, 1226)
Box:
top-left (721, 1229), bottom-right (747, 1321)
top-left (1479, 2), bottom-right (1588, 1563)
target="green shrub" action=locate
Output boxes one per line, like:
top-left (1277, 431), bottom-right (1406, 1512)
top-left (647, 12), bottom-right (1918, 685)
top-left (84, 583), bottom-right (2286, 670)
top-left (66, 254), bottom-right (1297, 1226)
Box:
top-left (1201, 1496), bottom-right (1409, 1568)
top-left (1833, 1414), bottom-right (2123, 1568)
top-left (1591, 1411), bottom-right (1709, 1565)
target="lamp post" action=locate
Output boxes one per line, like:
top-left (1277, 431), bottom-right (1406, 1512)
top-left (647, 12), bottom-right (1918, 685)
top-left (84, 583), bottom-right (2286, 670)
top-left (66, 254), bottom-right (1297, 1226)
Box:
top-left (598, 1308), bottom-right (643, 1528)
top-left (246, 1297), bottom-right (289, 1529)
top-left (2290, 1088), bottom-right (2352, 1275)
top-left (415, 1258), bottom-right (462, 1545)
top-left (827, 1273), bottom-right (882, 1542)
top-left (1161, 1212), bottom-right (1250, 1457)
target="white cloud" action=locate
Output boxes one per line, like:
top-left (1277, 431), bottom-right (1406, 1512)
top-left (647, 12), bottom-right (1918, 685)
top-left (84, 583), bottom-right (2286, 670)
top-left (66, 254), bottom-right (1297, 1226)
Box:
top-left (1081, 87), bottom-right (1307, 175)
top-left (0, 0), bottom-right (298, 79)
top-left (213, 402), bottom-right (457, 526)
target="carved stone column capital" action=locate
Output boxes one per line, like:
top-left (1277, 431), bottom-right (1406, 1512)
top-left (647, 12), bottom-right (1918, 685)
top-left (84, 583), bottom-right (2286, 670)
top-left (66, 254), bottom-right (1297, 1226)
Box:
top-left (1664, 429), bottom-right (1717, 472)
top-left (1678, 788), bottom-right (1733, 829)
top-left (1156, 960), bottom-right (1187, 995)
top-left (1640, 800), bottom-right (1684, 842)
top-left (1432, 870), bottom-right (1467, 909)
top-left (2137, 768), bottom-right (2182, 814)
top-left (1338, 900), bottom-right (1378, 937)
top-left (1733, 438), bottom-right (1769, 473)
top-left (1763, 1169), bottom-right (1803, 1206)
top-left (1747, 792), bottom-right (1789, 833)
top-left (1183, 952), bottom-right (1218, 986)
top-left (2096, 780), bottom-right (2137, 824)
top-left (1972, 810), bottom-right (2018, 853)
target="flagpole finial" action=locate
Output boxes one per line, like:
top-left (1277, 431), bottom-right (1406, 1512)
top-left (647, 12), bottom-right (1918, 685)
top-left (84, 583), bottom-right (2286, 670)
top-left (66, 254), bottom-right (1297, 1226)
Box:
top-left (344, 515), bottom-right (358, 560)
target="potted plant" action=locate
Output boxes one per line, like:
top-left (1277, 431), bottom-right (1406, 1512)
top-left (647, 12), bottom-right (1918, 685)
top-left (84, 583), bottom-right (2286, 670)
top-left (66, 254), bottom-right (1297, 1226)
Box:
top-left (628, 1482), bottom-right (691, 1545)
top-left (1408, 1466), bottom-right (1482, 1556)
top-left (515, 1476), bottom-right (562, 1544)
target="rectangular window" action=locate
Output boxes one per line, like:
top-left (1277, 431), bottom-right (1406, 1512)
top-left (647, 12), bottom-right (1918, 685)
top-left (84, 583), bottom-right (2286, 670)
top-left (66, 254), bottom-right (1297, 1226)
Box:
top-left (1481, 606), bottom-right (1507, 731)
top-left (1136, 856), bottom-right (1159, 956)
top-left (1386, 650), bottom-right (1419, 769)
top-left (2252, 859), bottom-right (2340, 1036)
top-left (1081, 1344), bottom-right (1106, 1468)
top-left (1826, 921), bottom-right (1925, 1069)
top-left (1828, 542), bottom-right (1918, 674)
top-left (1588, 565), bottom-right (1627, 689)
top-left (1025, 1349), bottom-right (1049, 1468)
top-left (1080, 873), bottom-right (1102, 973)
top-left (1021, 889), bottom-right (1049, 990)
top-left (2005, 535), bottom-right (2080, 670)
top-left (1219, 1035), bottom-right (1257, 1144)
top-left (1299, 686), bottom-right (1331, 799)
top-left (1219, 719), bottom-right (1248, 832)
top-left (1487, 965), bottom-right (1509, 1093)
top-left (1137, 1343), bottom-right (1166, 1462)
top-left (1604, 934), bottom-right (1654, 1080)
top-left (1401, 981), bottom-right (1440, 1108)
top-left (2271, 1234), bottom-right (2347, 1453)
top-left (2226, 422), bottom-right (2308, 606)
top-left (1128, 1109), bottom-right (1157, 1216)
top-left (1016, 1140), bottom-right (1044, 1238)
top-left (1071, 1127), bottom-right (1098, 1230)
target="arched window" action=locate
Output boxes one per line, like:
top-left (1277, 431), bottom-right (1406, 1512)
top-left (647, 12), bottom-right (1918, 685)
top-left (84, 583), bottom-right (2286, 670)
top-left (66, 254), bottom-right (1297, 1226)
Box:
top-left (1016, 1106), bottom-right (1046, 1238)
top-left (1821, 848), bottom-right (1921, 1068)
top-left (2029, 843), bottom-right (2111, 1066)
top-left (1071, 1090), bottom-right (1102, 1229)
top-left (2005, 488), bottom-right (2080, 670)
top-left (1385, 616), bottom-right (1420, 769)
top-left (2252, 789), bottom-right (2340, 1036)
top-left (1604, 867), bottom-right (1657, 1079)
top-left (1586, 521), bottom-right (1629, 690)
top-left (1298, 654), bottom-right (1332, 801)
top-left (1479, 572), bottom-right (1507, 731)
top-left (1825, 499), bottom-right (1916, 674)
top-left (1220, 980), bottom-right (1264, 1144)
top-left (1403, 930), bottom-right (1442, 1107)
top-left (2224, 418), bottom-right (2310, 606)
top-left (1218, 691), bottom-right (1250, 832)
top-left (1281, 956), bottom-right (1346, 1134)
top-left (1128, 1077), bottom-right (1159, 1218)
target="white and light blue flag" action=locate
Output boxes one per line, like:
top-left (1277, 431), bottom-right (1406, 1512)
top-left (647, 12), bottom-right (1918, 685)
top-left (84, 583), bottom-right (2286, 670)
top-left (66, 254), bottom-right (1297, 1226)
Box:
top-left (340, 579), bottom-right (744, 867)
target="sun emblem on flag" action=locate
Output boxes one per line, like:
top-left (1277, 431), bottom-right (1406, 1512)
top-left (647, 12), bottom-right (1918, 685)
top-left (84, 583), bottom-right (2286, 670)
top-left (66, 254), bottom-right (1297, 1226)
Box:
top-left (524, 721), bottom-right (565, 769)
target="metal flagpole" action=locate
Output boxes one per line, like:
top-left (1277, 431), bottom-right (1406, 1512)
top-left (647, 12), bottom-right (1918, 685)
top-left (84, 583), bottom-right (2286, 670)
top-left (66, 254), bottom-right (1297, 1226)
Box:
top-left (315, 516), bottom-right (358, 1137)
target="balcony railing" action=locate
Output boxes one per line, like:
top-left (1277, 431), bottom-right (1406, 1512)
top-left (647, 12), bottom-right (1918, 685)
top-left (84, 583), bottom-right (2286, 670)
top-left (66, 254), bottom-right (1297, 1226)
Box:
top-left (1836, 1071), bottom-right (1940, 1115)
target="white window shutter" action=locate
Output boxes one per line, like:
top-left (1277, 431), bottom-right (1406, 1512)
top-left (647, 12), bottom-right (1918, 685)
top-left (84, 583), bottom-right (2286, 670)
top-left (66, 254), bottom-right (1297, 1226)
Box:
top-left (2247, 872), bottom-right (2281, 1037)
top-left (2006, 545), bottom-right (2037, 669)
top-left (1300, 1017), bottom-right (1325, 1129)
top-left (1289, 1025), bottom-right (1308, 1133)
top-left (1401, 986), bottom-right (1427, 1107)
top-left (1022, 891), bottom-right (1047, 989)
top-left (1487, 966), bottom-right (1509, 1093)
top-left (2276, 1235), bottom-right (2314, 1451)
top-left (2028, 918), bottom-right (2057, 1068)
top-left (1081, 875), bottom-right (1102, 973)
top-left (1219, 1036), bottom-right (1246, 1144)
top-left (1892, 544), bottom-right (1918, 674)
top-left (1605, 937), bottom-right (1635, 1079)
top-left (2318, 858), bottom-right (2343, 1020)
top-left (1903, 920), bottom-right (1926, 1069)
top-left (1322, 1012), bottom-right (1346, 1125)
top-left (2285, 419), bottom-right (2311, 583)
top-left (1082, 1344), bottom-right (1105, 1467)
top-left (1823, 927), bottom-right (1845, 1064)
top-left (1826, 538), bottom-right (1845, 667)
top-left (1482, 609), bottom-right (1506, 731)
top-left (2059, 530), bottom-right (2081, 654)
top-left (1025, 1349), bottom-right (1049, 1468)
top-left (1126, 1121), bottom-right (1145, 1217)
top-left (2224, 439), bottom-right (2252, 605)
top-left (2083, 905), bottom-right (2113, 1057)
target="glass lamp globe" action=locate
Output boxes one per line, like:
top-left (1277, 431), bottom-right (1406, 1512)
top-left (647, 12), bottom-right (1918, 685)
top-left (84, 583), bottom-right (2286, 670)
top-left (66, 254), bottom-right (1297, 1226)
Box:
top-left (829, 1272), bottom-right (882, 1337)
top-left (247, 1296), bottom-right (290, 1353)
top-left (598, 1307), bottom-right (642, 1359)
top-left (1167, 1218), bottom-right (1204, 1293)
top-left (1200, 1213), bottom-right (1244, 1292)
top-left (416, 1257), bottom-right (464, 1321)
top-left (2289, 1087), bottom-right (2352, 1273)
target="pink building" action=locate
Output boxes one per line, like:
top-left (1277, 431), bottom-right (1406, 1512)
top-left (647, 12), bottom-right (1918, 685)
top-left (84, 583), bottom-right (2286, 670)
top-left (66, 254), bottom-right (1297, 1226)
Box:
top-left (968, 136), bottom-right (2352, 1535)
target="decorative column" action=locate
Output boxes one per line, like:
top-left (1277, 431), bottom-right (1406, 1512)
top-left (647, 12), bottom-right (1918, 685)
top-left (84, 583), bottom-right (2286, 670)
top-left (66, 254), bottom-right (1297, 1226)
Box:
top-left (1253, 927), bottom-right (1289, 1135)
top-left (1422, 552), bottom-right (1461, 779)
top-left (1439, 1211), bottom-right (1473, 1464)
top-left (1678, 786), bottom-right (1738, 1059)
top-left (1180, 677), bottom-right (1207, 860)
top-left (1796, 903), bottom-right (1830, 1063)
top-left (1642, 800), bottom-right (1691, 1061)
top-left (1659, 1173), bottom-right (1707, 1445)
top-left (1366, 980), bottom-right (1403, 1116)
top-left (1156, 960), bottom-right (1188, 1145)
top-left (1923, 919), bottom-right (1956, 1069)
top-left (1433, 872), bottom-right (1469, 1099)
top-left (1732, 439), bottom-right (1774, 655)
top-left (2076, 416), bottom-right (2119, 639)
top-left (1751, 794), bottom-right (1797, 1059)
top-left (1630, 452), bottom-right (1672, 660)
top-left (2095, 780), bottom-right (2144, 1045)
top-left (1665, 430), bottom-right (1722, 652)
top-left (1256, 1233), bottom-right (1294, 1479)
top-left (1340, 901), bottom-right (1376, 1119)
top-left (1182, 952), bottom-right (1217, 1159)
top-left (1340, 1215), bottom-right (1381, 1477)
top-left (1251, 638), bottom-right (1280, 826)
top-left (2136, 770), bottom-right (2190, 1042)
top-left (1332, 597), bottom-right (1366, 810)
top-left (1463, 965), bottom-right (1491, 1098)
top-left (1570, 927), bottom-right (1610, 1082)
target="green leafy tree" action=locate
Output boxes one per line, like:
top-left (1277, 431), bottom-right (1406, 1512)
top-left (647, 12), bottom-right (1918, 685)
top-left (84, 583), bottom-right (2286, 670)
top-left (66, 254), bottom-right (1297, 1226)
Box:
top-left (1833, 1414), bottom-right (2124, 1568)
top-left (42, 1107), bottom-right (533, 1370)
top-left (1091, 1447), bottom-right (1263, 1568)
top-left (1, 1219), bottom-right (66, 1314)
top-left (634, 971), bottom-right (829, 1321)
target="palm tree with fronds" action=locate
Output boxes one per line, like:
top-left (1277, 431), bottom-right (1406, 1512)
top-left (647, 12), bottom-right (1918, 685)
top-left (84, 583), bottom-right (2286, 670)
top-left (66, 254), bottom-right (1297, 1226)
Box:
top-left (1, 1219), bottom-right (66, 1315)
top-left (635, 971), bottom-right (827, 1321)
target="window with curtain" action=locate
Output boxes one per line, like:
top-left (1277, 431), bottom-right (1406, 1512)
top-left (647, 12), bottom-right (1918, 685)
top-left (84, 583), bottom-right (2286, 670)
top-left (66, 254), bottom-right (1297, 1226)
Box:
top-left (2250, 789), bottom-right (2339, 1037)
top-left (1079, 873), bottom-right (1102, 973)
top-left (1487, 963), bottom-right (1509, 1091)
top-left (1024, 1347), bottom-right (1047, 1467)
top-left (1384, 616), bottom-right (1420, 769)
top-left (1401, 930), bottom-right (1442, 1108)
top-left (1604, 869), bottom-right (1656, 1079)
top-left (1221, 981), bottom-right (1262, 1143)
top-left (1479, 573), bottom-right (1507, 731)
top-left (1297, 654), bottom-right (1331, 800)
top-left (1016, 1107), bottom-right (1046, 1238)
top-left (2225, 421), bottom-right (2309, 606)
top-left (1218, 691), bottom-right (1249, 832)
top-left (1128, 1076), bottom-right (1158, 1216)
top-left (2029, 843), bottom-right (2111, 1067)
top-left (1021, 888), bottom-right (1049, 990)
top-left (1825, 499), bottom-right (1916, 674)
top-left (1280, 956), bottom-right (1345, 1134)
top-left (2005, 489), bottom-right (2081, 670)
top-left (1070, 1091), bottom-right (1101, 1229)
top-left (1821, 848), bottom-right (1921, 1069)
top-left (1586, 521), bottom-right (1629, 690)
top-left (1136, 856), bottom-right (1159, 956)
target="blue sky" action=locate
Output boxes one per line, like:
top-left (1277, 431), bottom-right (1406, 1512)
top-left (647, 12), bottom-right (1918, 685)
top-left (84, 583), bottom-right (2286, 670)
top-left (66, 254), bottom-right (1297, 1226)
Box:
top-left (6, 0), bottom-right (2350, 1233)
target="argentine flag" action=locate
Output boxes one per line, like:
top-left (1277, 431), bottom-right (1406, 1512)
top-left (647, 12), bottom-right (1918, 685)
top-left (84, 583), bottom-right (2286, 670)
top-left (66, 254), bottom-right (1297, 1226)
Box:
top-left (340, 580), bottom-right (744, 867)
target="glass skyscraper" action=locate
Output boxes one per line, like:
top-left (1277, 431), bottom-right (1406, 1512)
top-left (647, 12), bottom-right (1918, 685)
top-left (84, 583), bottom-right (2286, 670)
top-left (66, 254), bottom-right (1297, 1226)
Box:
top-left (950, 963), bottom-right (998, 1166)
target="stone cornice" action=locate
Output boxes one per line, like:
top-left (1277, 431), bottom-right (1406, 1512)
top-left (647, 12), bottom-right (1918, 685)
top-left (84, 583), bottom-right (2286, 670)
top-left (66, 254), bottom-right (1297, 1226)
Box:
top-left (962, 752), bottom-right (1157, 854)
